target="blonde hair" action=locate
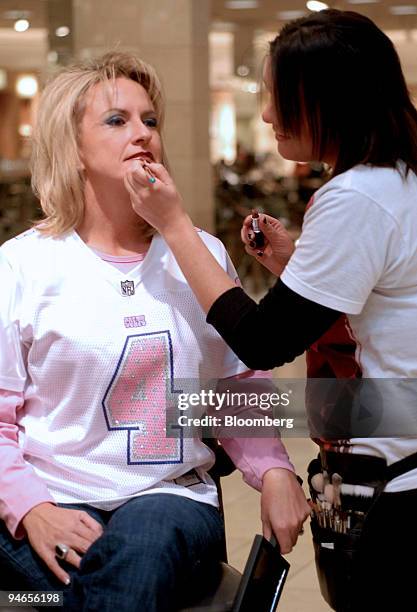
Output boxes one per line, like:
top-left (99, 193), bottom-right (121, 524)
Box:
top-left (31, 52), bottom-right (166, 236)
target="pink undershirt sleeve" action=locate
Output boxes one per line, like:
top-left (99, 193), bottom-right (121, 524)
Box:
top-left (0, 389), bottom-right (55, 539)
top-left (218, 370), bottom-right (295, 492)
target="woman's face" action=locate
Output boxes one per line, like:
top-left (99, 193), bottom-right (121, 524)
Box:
top-left (78, 77), bottom-right (162, 184)
top-left (262, 57), bottom-right (315, 163)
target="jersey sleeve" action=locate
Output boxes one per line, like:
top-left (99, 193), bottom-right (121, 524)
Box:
top-left (0, 251), bottom-right (27, 391)
top-left (0, 251), bottom-right (54, 538)
top-left (218, 371), bottom-right (295, 491)
top-left (216, 245), bottom-right (249, 377)
top-left (199, 236), bottom-right (296, 485)
top-left (281, 185), bottom-right (400, 314)
top-left (0, 390), bottom-right (55, 538)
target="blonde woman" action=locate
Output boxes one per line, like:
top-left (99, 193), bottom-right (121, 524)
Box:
top-left (0, 53), bottom-right (309, 611)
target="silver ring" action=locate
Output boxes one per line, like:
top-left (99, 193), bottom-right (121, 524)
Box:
top-left (55, 543), bottom-right (70, 560)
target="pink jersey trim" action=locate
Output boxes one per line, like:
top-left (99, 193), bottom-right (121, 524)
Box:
top-left (92, 247), bottom-right (147, 263)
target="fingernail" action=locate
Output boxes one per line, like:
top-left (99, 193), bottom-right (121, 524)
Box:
top-left (248, 233), bottom-right (254, 240)
top-left (257, 251), bottom-right (263, 257)
top-left (64, 577), bottom-right (71, 586)
top-left (249, 241), bottom-right (255, 248)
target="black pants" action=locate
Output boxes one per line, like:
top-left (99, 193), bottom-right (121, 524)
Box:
top-left (338, 488), bottom-right (417, 612)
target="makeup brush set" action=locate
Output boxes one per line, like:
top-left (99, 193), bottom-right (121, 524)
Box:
top-left (309, 469), bottom-right (372, 534)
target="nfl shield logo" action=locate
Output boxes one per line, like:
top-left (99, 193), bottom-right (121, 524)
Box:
top-left (121, 280), bottom-right (135, 296)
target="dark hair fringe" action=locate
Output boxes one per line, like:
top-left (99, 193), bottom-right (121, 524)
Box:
top-left (269, 9), bottom-right (417, 177)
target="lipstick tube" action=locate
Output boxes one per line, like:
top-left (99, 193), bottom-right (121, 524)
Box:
top-left (251, 210), bottom-right (265, 248)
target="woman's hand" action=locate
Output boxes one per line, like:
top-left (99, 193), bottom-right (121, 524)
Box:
top-left (260, 468), bottom-right (311, 554)
top-left (21, 502), bottom-right (104, 585)
top-left (124, 161), bottom-right (189, 237)
top-left (241, 214), bottom-right (295, 276)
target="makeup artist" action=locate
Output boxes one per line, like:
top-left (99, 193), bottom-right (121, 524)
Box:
top-left (126, 9), bottom-right (417, 611)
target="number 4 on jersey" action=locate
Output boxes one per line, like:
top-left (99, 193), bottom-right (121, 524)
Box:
top-left (102, 331), bottom-right (183, 465)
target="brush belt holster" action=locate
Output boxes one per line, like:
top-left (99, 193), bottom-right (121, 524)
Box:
top-left (308, 449), bottom-right (417, 611)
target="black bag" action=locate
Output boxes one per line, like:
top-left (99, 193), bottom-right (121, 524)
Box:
top-left (310, 506), bottom-right (364, 611)
top-left (309, 450), bottom-right (417, 611)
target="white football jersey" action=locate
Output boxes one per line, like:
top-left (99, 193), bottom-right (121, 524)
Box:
top-left (0, 229), bottom-right (247, 509)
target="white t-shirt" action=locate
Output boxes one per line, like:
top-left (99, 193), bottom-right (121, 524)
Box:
top-left (282, 163), bottom-right (417, 492)
top-left (0, 229), bottom-right (247, 509)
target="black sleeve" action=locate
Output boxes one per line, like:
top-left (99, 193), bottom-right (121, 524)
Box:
top-left (206, 279), bottom-right (342, 370)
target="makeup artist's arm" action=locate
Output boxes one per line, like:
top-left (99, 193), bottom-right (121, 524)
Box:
top-left (125, 162), bottom-right (248, 310)
top-left (124, 162), bottom-right (296, 307)
top-left (125, 162), bottom-right (341, 369)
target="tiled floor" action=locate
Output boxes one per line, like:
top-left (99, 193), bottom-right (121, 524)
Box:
top-left (222, 355), bottom-right (332, 611)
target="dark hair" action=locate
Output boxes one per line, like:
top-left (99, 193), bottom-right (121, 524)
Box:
top-left (269, 9), bottom-right (417, 176)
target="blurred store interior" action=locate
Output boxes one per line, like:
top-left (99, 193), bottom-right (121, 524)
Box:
top-left (1, 3), bottom-right (417, 609)
top-left (0, 0), bottom-right (416, 269)
top-left (2, 1), bottom-right (417, 290)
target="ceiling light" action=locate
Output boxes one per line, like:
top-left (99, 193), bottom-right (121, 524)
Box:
top-left (55, 26), bottom-right (70, 37)
top-left (225, 0), bottom-right (258, 9)
top-left (241, 81), bottom-right (258, 93)
top-left (306, 1), bottom-right (329, 12)
top-left (237, 64), bottom-right (250, 76)
top-left (14, 19), bottom-right (29, 32)
top-left (389, 5), bottom-right (417, 15)
top-left (16, 75), bottom-right (38, 98)
top-left (277, 10), bottom-right (308, 20)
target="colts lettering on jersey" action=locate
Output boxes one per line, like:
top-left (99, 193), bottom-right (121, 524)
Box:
top-left (102, 331), bottom-right (183, 465)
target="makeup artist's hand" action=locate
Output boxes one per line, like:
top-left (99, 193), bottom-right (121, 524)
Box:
top-left (124, 161), bottom-right (189, 235)
top-left (261, 468), bottom-right (310, 554)
top-left (241, 214), bottom-right (295, 276)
